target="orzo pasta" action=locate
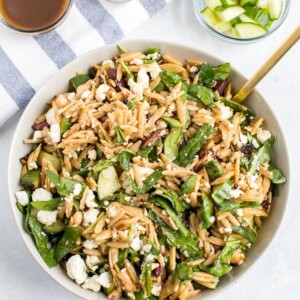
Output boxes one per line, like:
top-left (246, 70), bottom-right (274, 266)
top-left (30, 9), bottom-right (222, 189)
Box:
top-left (15, 46), bottom-right (286, 299)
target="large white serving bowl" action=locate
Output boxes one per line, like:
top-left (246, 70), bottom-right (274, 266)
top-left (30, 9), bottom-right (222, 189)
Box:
top-left (8, 40), bottom-right (290, 300)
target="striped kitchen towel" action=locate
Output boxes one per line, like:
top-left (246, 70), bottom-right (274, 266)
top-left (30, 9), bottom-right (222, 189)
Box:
top-left (0, 0), bottom-right (171, 127)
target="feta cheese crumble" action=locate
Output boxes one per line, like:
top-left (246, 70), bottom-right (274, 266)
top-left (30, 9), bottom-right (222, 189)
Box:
top-left (37, 210), bottom-right (58, 226)
top-left (229, 188), bottom-right (244, 199)
top-left (32, 188), bottom-right (52, 202)
top-left (83, 239), bottom-right (98, 250)
top-left (86, 255), bottom-right (100, 272)
top-left (85, 189), bottom-right (98, 208)
top-left (151, 284), bottom-right (162, 296)
top-left (257, 129), bottom-right (271, 143)
top-left (15, 191), bottom-right (29, 206)
top-left (190, 66), bottom-right (198, 73)
top-left (82, 275), bottom-right (101, 292)
top-left (88, 149), bottom-right (97, 160)
top-left (130, 236), bottom-right (143, 252)
top-left (49, 123), bottom-right (61, 143)
top-left (216, 101), bottom-right (233, 120)
top-left (83, 208), bottom-right (99, 226)
top-left (96, 272), bottom-right (112, 288)
top-left (146, 62), bottom-right (162, 79)
top-left (128, 78), bottom-right (143, 101)
top-left (73, 183), bottom-right (82, 196)
top-left (95, 84), bottom-right (110, 101)
top-left (137, 67), bottom-right (149, 89)
top-left (81, 90), bottom-right (90, 99)
top-left (45, 108), bottom-right (57, 125)
top-left (130, 58), bottom-right (144, 66)
top-left (33, 130), bottom-right (45, 141)
top-left (66, 255), bottom-right (88, 284)
top-left (248, 173), bottom-right (259, 189)
top-left (102, 60), bottom-right (115, 69)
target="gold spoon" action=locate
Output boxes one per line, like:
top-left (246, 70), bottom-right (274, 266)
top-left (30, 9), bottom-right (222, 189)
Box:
top-left (233, 25), bottom-right (300, 102)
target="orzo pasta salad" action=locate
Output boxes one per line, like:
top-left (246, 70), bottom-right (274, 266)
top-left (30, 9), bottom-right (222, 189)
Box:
top-left (16, 46), bottom-right (286, 299)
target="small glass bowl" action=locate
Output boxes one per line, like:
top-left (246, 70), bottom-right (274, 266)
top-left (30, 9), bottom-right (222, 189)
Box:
top-left (193, 0), bottom-right (291, 43)
top-left (0, 0), bottom-right (73, 35)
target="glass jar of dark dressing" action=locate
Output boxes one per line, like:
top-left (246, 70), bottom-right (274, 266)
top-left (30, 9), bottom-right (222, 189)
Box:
top-left (0, 0), bottom-right (73, 34)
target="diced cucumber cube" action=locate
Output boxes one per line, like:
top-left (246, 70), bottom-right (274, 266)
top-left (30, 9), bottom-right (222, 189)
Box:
top-left (216, 6), bottom-right (245, 22)
top-left (235, 22), bottom-right (267, 38)
top-left (221, 0), bottom-right (239, 5)
top-left (256, 0), bottom-right (268, 9)
top-left (268, 0), bottom-right (282, 20)
top-left (240, 0), bottom-right (257, 6)
top-left (239, 14), bottom-right (257, 23)
top-left (97, 166), bottom-right (121, 200)
top-left (201, 7), bottom-right (221, 26)
top-left (244, 6), bottom-right (270, 28)
top-left (206, 0), bottom-right (222, 10)
top-left (214, 21), bottom-right (233, 32)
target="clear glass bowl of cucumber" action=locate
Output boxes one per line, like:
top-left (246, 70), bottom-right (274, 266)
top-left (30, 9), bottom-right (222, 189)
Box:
top-left (193, 0), bottom-right (291, 43)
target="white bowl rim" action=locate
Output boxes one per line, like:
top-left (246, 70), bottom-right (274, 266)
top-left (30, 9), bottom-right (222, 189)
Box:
top-left (7, 39), bottom-right (290, 300)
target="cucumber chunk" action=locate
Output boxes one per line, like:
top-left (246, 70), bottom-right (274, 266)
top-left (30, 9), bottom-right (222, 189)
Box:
top-left (37, 151), bottom-right (62, 171)
top-left (214, 21), bottom-right (233, 32)
top-left (201, 7), bottom-right (221, 26)
top-left (221, 0), bottom-right (238, 5)
top-left (268, 0), bottom-right (282, 20)
top-left (244, 6), bottom-right (270, 28)
top-left (205, 0), bottom-right (222, 10)
top-left (239, 14), bottom-right (256, 23)
top-left (44, 220), bottom-right (65, 234)
top-left (216, 6), bottom-right (245, 22)
top-left (235, 22), bottom-right (267, 38)
top-left (256, 0), bottom-right (268, 9)
top-left (97, 166), bottom-right (121, 200)
top-left (240, 0), bottom-right (257, 6)
top-left (22, 169), bottom-right (41, 189)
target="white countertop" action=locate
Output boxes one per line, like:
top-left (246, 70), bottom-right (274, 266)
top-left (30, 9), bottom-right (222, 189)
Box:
top-left (1, 1), bottom-right (299, 299)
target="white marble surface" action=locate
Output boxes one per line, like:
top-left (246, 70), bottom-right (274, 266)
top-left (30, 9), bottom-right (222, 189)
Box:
top-left (1, 1), bottom-right (300, 299)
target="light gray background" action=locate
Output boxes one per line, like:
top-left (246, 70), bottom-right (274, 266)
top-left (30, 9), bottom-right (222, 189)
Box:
top-left (1, 0), bottom-right (299, 299)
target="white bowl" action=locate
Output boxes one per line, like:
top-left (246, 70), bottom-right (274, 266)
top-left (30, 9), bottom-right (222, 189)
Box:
top-left (8, 40), bottom-right (290, 299)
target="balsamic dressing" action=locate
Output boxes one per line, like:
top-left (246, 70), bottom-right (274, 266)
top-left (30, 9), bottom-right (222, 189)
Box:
top-left (0, 0), bottom-right (70, 31)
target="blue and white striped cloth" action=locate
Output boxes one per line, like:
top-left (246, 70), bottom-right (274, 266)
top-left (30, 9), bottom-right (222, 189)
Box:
top-left (0, 0), bottom-right (171, 126)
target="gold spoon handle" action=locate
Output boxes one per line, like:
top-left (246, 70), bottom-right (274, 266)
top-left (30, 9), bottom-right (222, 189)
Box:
top-left (233, 25), bottom-right (300, 103)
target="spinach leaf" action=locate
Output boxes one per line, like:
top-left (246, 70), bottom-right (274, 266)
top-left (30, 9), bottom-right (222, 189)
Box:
top-left (268, 164), bottom-right (286, 184)
top-left (60, 118), bottom-right (73, 135)
top-left (205, 159), bottom-right (223, 181)
top-left (118, 150), bottom-right (134, 171)
top-left (199, 64), bottom-right (215, 87)
top-left (154, 187), bottom-right (185, 212)
top-left (212, 181), bottom-right (233, 205)
top-left (249, 136), bottom-right (276, 174)
top-left (154, 81), bottom-right (167, 92)
top-left (175, 124), bottom-right (215, 167)
top-left (160, 70), bottom-right (185, 88)
top-left (231, 225), bottom-right (257, 243)
top-left (181, 175), bottom-right (197, 195)
top-left (28, 216), bottom-right (57, 267)
top-left (161, 116), bottom-right (182, 128)
top-left (201, 192), bottom-right (215, 229)
top-left (131, 168), bottom-right (163, 194)
top-left (187, 84), bottom-right (215, 105)
top-left (116, 126), bottom-right (126, 143)
top-left (163, 127), bottom-right (182, 161)
top-left (177, 262), bottom-right (193, 280)
top-left (210, 237), bottom-right (240, 277)
top-left (54, 226), bottom-right (80, 262)
top-left (93, 155), bottom-right (119, 172)
top-left (213, 63), bottom-right (231, 80)
top-left (31, 198), bottom-right (62, 211)
top-left (69, 74), bottom-right (91, 92)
